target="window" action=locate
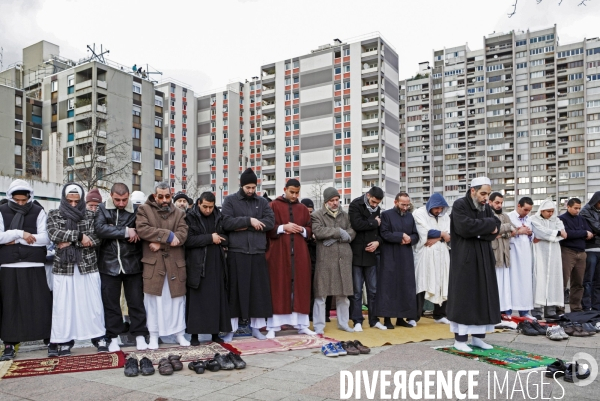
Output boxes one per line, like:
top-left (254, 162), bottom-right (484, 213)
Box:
top-left (15, 120), bottom-right (23, 132)
top-left (516, 39), bottom-right (527, 47)
top-left (132, 151), bottom-right (141, 162)
top-left (132, 128), bottom-right (141, 139)
top-left (343, 148), bottom-right (351, 155)
top-left (588, 74), bottom-right (600, 81)
top-left (343, 81), bottom-right (350, 89)
top-left (557, 48), bottom-right (583, 58)
top-left (155, 117), bottom-right (163, 127)
top-left (154, 159), bottom-right (163, 170)
top-left (154, 137), bottom-right (162, 148)
top-left (133, 82), bottom-right (142, 94)
top-left (569, 73), bottom-right (583, 80)
top-left (343, 49), bottom-right (350, 56)
top-left (67, 75), bottom-right (74, 87)
top-left (516, 62), bottom-right (527, 69)
top-left (587, 100), bottom-right (600, 109)
top-left (132, 106), bottom-right (141, 116)
top-left (67, 99), bottom-right (75, 110)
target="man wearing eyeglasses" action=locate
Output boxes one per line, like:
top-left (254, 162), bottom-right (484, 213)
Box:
top-left (136, 182), bottom-right (189, 349)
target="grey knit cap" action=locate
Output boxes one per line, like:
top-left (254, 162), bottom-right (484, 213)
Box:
top-left (323, 187), bottom-right (340, 203)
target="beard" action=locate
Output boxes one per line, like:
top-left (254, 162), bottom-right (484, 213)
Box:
top-left (493, 207), bottom-right (503, 215)
top-left (159, 203), bottom-right (171, 212)
top-left (471, 195), bottom-right (486, 212)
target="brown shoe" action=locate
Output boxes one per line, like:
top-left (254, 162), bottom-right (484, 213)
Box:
top-left (168, 355), bottom-right (183, 371)
top-left (352, 340), bottom-right (370, 354)
top-left (158, 358), bottom-right (174, 375)
top-left (561, 323), bottom-right (575, 336)
top-left (340, 341), bottom-right (360, 355)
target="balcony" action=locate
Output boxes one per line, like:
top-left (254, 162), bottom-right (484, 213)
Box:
top-left (362, 134), bottom-right (379, 142)
top-left (75, 80), bottom-right (92, 91)
top-left (262, 180), bottom-right (276, 186)
top-left (362, 84), bottom-right (379, 92)
top-left (362, 67), bottom-right (378, 75)
top-left (75, 129), bottom-right (107, 140)
top-left (97, 80), bottom-right (107, 89)
top-left (262, 148), bottom-right (276, 156)
top-left (75, 104), bottom-right (92, 115)
top-left (262, 103), bottom-right (275, 112)
top-left (262, 133), bottom-right (276, 142)
top-left (361, 50), bottom-right (378, 58)
top-left (262, 163), bottom-right (276, 170)
top-left (362, 101), bottom-right (379, 109)
top-left (362, 117), bottom-right (379, 125)
top-left (262, 73), bottom-right (275, 81)
top-left (362, 152), bottom-right (379, 160)
top-left (262, 118), bottom-right (275, 126)
top-left (96, 104), bottom-right (107, 114)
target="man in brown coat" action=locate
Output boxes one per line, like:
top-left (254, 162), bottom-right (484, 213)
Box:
top-left (136, 182), bottom-right (189, 349)
top-left (311, 187), bottom-right (356, 335)
top-left (489, 192), bottom-right (515, 315)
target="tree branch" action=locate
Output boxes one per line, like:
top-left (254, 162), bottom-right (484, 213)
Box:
top-left (508, 0), bottom-right (519, 17)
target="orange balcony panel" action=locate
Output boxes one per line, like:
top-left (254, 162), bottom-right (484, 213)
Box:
top-left (170, 147), bottom-right (175, 152)
top-left (285, 70), bottom-right (291, 76)
top-left (250, 128), bottom-right (256, 133)
top-left (285, 100), bottom-right (291, 106)
top-left (223, 152), bottom-right (228, 157)
top-left (335, 172), bottom-right (342, 178)
top-left (223, 138), bottom-right (228, 144)
top-left (256, 89), bottom-right (261, 94)
top-left (343, 56), bottom-right (350, 63)
top-left (343, 73), bottom-right (350, 79)
top-left (343, 122), bottom-right (351, 128)
top-left (211, 166), bottom-right (216, 171)
top-left (334, 57), bottom-right (341, 64)
top-left (293, 162), bottom-right (299, 167)
top-left (182, 176), bottom-right (187, 181)
top-left (335, 139), bottom-right (342, 146)
top-left (344, 172), bottom-right (352, 178)
top-left (334, 74), bottom-right (341, 81)
top-left (286, 147), bottom-right (291, 153)
top-left (170, 93), bottom-right (175, 98)
top-left (286, 162), bottom-right (292, 168)
top-left (285, 116), bottom-right (292, 122)
top-left (344, 139), bottom-right (351, 145)
top-left (211, 128), bottom-right (216, 133)
top-left (285, 131), bottom-right (292, 137)
top-left (170, 160), bottom-right (175, 165)
top-left (182, 149), bottom-right (187, 155)
top-left (170, 133), bottom-right (176, 138)
top-left (223, 191), bottom-right (228, 196)
top-left (284, 85), bottom-right (291, 91)
top-left (293, 84), bottom-right (299, 89)
top-left (343, 155), bottom-right (351, 161)
top-left (344, 105), bottom-right (351, 112)
top-left (182, 163), bottom-right (186, 169)
top-left (293, 99), bottom-right (299, 105)
top-left (344, 188), bottom-right (351, 194)
top-left (256, 140), bottom-right (261, 145)
top-left (334, 123), bottom-right (342, 130)
top-left (334, 90), bottom-right (342, 97)
top-left (170, 174), bottom-right (175, 179)
top-left (255, 166), bottom-right (261, 171)
top-left (240, 116), bottom-right (244, 120)
top-left (223, 125), bottom-right (228, 130)
top-left (182, 97), bottom-right (186, 102)
top-left (170, 120), bottom-right (176, 125)
top-left (182, 110), bottom-right (187, 116)
top-left (292, 130), bottom-right (300, 135)
top-left (334, 107), bottom-right (342, 113)
top-left (211, 115), bottom-right (216, 120)
top-left (293, 68), bottom-right (299, 74)
top-left (343, 89), bottom-right (351, 95)
top-left (182, 123), bottom-right (187, 129)
top-left (223, 100), bottom-right (228, 105)
top-left (223, 165), bottom-right (228, 170)
top-left (250, 90), bottom-right (255, 95)
top-left (223, 177), bottom-right (228, 183)
top-left (170, 106), bottom-right (175, 112)
top-left (293, 115), bottom-right (299, 120)
top-left (335, 156), bottom-right (342, 162)
top-left (223, 112), bottom-right (228, 118)
top-left (250, 154), bottom-right (255, 159)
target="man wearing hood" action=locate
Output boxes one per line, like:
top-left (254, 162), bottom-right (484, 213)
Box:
top-left (578, 191), bottom-right (600, 311)
top-left (136, 182), bottom-right (190, 349)
top-left (0, 179), bottom-right (52, 360)
top-left (265, 180), bottom-right (315, 338)
top-left (94, 183), bottom-right (148, 352)
top-left (413, 193), bottom-right (451, 325)
top-left (447, 177), bottom-right (501, 352)
top-left (375, 192), bottom-right (420, 329)
top-left (173, 192), bottom-right (193, 211)
top-left (531, 198), bottom-right (566, 318)
top-left (221, 168), bottom-right (275, 341)
top-left (488, 192), bottom-right (516, 315)
top-left (184, 192), bottom-right (231, 345)
top-left (348, 187), bottom-right (386, 332)
top-left (47, 183), bottom-right (104, 356)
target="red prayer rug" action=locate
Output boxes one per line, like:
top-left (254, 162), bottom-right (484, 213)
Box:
top-left (124, 342), bottom-right (240, 364)
top-left (1, 351), bottom-right (125, 379)
top-left (232, 334), bottom-right (339, 356)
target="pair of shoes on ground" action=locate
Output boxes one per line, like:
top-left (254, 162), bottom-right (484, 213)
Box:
top-left (517, 320), bottom-right (548, 336)
top-left (0, 344), bottom-right (17, 361)
top-left (188, 352), bottom-right (246, 374)
top-left (353, 322), bottom-right (387, 332)
top-left (48, 342), bottom-right (73, 357)
top-left (545, 359), bottom-right (591, 383)
top-left (383, 318), bottom-right (416, 329)
top-left (321, 340), bottom-right (370, 357)
top-left (560, 322), bottom-right (597, 337)
top-left (546, 325), bottom-right (569, 341)
top-left (157, 355), bottom-right (184, 375)
top-left (124, 356), bottom-right (155, 377)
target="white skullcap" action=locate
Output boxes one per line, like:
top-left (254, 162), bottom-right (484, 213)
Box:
top-left (470, 177), bottom-right (491, 187)
top-left (130, 190), bottom-right (146, 205)
top-left (65, 184), bottom-right (82, 196)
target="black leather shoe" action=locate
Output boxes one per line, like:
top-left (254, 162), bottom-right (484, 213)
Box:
top-left (396, 319), bottom-right (413, 328)
top-left (564, 362), bottom-right (591, 383)
top-left (228, 352), bottom-right (246, 369)
top-left (47, 343), bottom-right (58, 358)
top-left (188, 360), bottom-right (206, 374)
top-left (530, 320), bottom-right (548, 335)
top-left (139, 357), bottom-right (155, 375)
top-left (205, 358), bottom-right (221, 372)
top-left (517, 321), bottom-right (538, 336)
top-left (545, 359), bottom-right (567, 378)
top-left (214, 353), bottom-right (234, 370)
top-left (124, 357), bottom-right (139, 377)
top-left (0, 345), bottom-right (16, 361)
top-left (383, 318), bottom-right (395, 330)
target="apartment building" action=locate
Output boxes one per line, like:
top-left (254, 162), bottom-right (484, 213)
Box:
top-left (400, 26), bottom-right (600, 208)
top-left (156, 81), bottom-right (196, 194)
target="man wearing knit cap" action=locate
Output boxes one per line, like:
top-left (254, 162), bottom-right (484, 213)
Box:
top-left (86, 188), bottom-right (102, 212)
top-left (221, 168), bottom-right (275, 341)
top-left (311, 187), bottom-right (356, 334)
top-left (447, 176), bottom-right (501, 352)
top-left (265, 179), bottom-right (315, 338)
top-left (173, 192), bottom-right (193, 211)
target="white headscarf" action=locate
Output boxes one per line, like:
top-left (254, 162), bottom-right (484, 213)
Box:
top-left (535, 198), bottom-right (558, 221)
top-left (7, 179), bottom-right (34, 203)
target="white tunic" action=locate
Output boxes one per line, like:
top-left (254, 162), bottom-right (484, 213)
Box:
top-left (495, 264), bottom-right (512, 312)
top-left (51, 266), bottom-right (105, 343)
top-left (144, 275), bottom-right (186, 336)
top-left (267, 313), bottom-right (310, 331)
top-left (413, 206), bottom-right (450, 305)
top-left (508, 211), bottom-right (535, 311)
top-left (530, 205), bottom-right (565, 308)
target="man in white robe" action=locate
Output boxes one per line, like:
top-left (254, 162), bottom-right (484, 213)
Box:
top-left (508, 197), bottom-right (536, 319)
top-left (413, 193), bottom-right (451, 324)
top-left (530, 198), bottom-right (566, 318)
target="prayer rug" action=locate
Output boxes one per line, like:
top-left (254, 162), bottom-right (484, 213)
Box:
top-left (0, 352), bottom-right (125, 379)
top-left (434, 344), bottom-right (557, 371)
top-left (231, 333), bottom-right (338, 356)
top-left (124, 342), bottom-right (240, 364)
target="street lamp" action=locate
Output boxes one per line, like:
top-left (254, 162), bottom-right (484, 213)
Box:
top-left (219, 185), bottom-right (223, 206)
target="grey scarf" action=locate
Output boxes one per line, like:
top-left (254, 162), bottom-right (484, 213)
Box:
top-left (58, 183), bottom-right (86, 265)
top-left (364, 194), bottom-right (379, 214)
top-left (8, 200), bottom-right (34, 230)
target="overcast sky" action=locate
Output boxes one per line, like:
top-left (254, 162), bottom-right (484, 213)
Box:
top-left (1, 0), bottom-right (598, 93)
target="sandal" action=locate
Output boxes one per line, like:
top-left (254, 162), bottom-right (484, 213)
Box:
top-left (205, 358), bottom-right (221, 372)
top-left (158, 358), bottom-right (174, 375)
top-left (168, 354), bottom-right (183, 371)
top-left (187, 360), bottom-right (206, 374)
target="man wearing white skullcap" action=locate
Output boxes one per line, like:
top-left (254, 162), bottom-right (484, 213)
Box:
top-left (446, 177), bottom-right (501, 352)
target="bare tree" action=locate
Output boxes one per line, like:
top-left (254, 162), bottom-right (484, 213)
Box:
top-left (63, 116), bottom-right (132, 192)
top-left (25, 142), bottom-right (46, 178)
top-left (174, 174), bottom-right (211, 202)
top-left (306, 172), bottom-right (330, 207)
top-left (508, 0), bottom-right (589, 18)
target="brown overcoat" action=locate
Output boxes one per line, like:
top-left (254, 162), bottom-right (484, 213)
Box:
top-left (311, 207), bottom-right (356, 297)
top-left (492, 212), bottom-right (515, 268)
top-left (136, 195), bottom-right (188, 297)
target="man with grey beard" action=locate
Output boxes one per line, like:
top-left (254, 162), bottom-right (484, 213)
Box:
top-left (447, 177), bottom-right (501, 352)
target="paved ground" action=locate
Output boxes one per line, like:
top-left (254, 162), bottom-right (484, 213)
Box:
top-left (0, 329), bottom-right (598, 400)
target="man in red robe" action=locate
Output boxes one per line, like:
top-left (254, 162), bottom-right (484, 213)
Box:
top-left (265, 179), bottom-right (315, 338)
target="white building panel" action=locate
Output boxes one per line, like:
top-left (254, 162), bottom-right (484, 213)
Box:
top-left (301, 149), bottom-right (332, 166)
top-left (300, 84), bottom-right (333, 103)
top-left (300, 53), bottom-right (332, 72)
top-left (300, 116), bottom-right (333, 134)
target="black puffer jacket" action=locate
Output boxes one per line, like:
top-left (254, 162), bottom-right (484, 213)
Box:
top-left (348, 195), bottom-right (381, 267)
top-left (94, 198), bottom-right (142, 275)
top-left (184, 203), bottom-right (228, 289)
top-left (580, 191), bottom-right (600, 250)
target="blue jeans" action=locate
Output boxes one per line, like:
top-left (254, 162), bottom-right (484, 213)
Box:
top-left (583, 251), bottom-right (600, 310)
top-left (350, 264), bottom-right (378, 327)
top-left (502, 310), bottom-right (531, 317)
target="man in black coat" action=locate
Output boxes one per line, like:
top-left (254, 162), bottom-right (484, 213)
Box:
top-left (184, 192), bottom-right (231, 344)
top-left (578, 191), bottom-right (600, 311)
top-left (447, 177), bottom-right (501, 352)
top-left (348, 186), bottom-right (386, 331)
top-left (94, 183), bottom-right (148, 351)
top-left (221, 168), bottom-right (275, 341)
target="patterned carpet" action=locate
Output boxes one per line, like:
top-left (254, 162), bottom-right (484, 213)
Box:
top-left (123, 342), bottom-right (239, 364)
top-left (231, 334), bottom-right (338, 356)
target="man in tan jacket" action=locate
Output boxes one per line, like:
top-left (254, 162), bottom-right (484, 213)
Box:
top-left (136, 182), bottom-right (189, 349)
top-left (489, 192), bottom-right (515, 315)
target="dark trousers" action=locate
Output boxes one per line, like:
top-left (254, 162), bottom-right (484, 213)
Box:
top-left (415, 291), bottom-right (447, 322)
top-left (583, 251), bottom-right (600, 310)
top-left (350, 264), bottom-right (378, 326)
top-left (100, 272), bottom-right (148, 338)
top-left (559, 247), bottom-right (586, 313)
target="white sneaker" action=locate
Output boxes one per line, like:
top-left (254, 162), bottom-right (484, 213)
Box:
top-left (374, 322), bottom-right (387, 330)
top-left (354, 323), bottom-right (363, 332)
top-left (108, 337), bottom-right (121, 352)
top-left (435, 317), bottom-right (451, 324)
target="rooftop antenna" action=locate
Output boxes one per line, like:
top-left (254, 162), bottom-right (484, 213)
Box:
top-left (142, 64), bottom-right (163, 83)
top-left (86, 43), bottom-right (109, 63)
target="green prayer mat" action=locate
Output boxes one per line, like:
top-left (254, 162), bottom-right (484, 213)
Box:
top-left (434, 344), bottom-right (557, 371)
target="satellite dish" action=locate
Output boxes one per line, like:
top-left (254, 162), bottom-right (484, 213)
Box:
top-left (268, 130), bottom-right (273, 135)
top-left (363, 63), bottom-right (369, 69)
top-left (494, 55), bottom-right (498, 59)
top-left (472, 78), bottom-right (476, 83)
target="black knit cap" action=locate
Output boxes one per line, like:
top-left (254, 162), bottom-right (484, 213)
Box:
top-left (173, 192), bottom-right (192, 205)
top-left (300, 198), bottom-right (314, 209)
top-left (240, 168), bottom-right (258, 186)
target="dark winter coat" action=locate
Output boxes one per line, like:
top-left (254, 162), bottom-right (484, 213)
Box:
top-left (446, 192), bottom-right (501, 326)
top-left (558, 211), bottom-right (590, 252)
top-left (136, 196), bottom-right (188, 298)
top-left (94, 198), bottom-right (142, 276)
top-left (579, 191), bottom-right (600, 250)
top-left (184, 204), bottom-right (228, 289)
top-left (348, 195), bottom-right (381, 267)
top-left (221, 189), bottom-right (275, 254)
top-left (374, 207), bottom-right (419, 318)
